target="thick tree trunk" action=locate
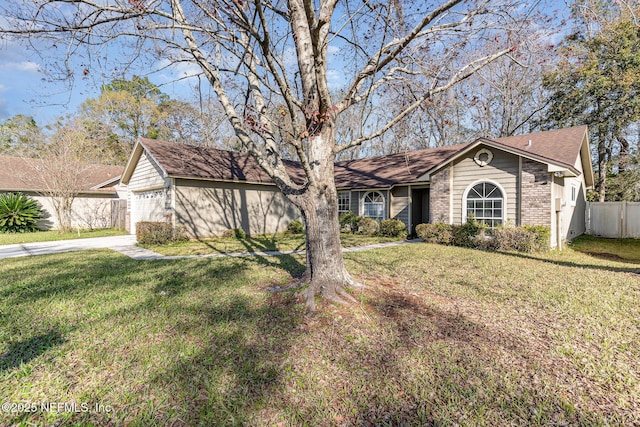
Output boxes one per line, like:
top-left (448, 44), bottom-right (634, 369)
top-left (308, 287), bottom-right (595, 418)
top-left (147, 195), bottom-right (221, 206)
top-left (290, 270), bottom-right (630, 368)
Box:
top-left (287, 127), bottom-right (358, 312)
top-left (597, 125), bottom-right (607, 202)
top-left (297, 186), bottom-right (357, 312)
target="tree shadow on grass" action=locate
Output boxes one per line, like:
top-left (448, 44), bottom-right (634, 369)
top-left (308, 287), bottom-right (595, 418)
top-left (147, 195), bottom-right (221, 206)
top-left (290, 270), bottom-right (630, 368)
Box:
top-left (0, 249), bottom-right (307, 425)
top-left (149, 291), bottom-right (304, 426)
top-left (238, 237), bottom-right (306, 278)
top-left (196, 234), bottom-right (304, 253)
top-left (151, 260), bottom-right (252, 297)
top-left (1, 247), bottom-right (629, 425)
top-left (0, 328), bottom-right (65, 373)
top-left (293, 284), bottom-right (615, 426)
top-left (0, 251), bottom-right (153, 304)
top-left (495, 250), bottom-right (640, 275)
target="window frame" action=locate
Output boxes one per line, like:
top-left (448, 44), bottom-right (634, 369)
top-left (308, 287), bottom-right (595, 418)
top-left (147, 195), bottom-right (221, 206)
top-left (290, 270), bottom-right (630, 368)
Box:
top-left (462, 181), bottom-right (507, 228)
top-left (337, 191), bottom-right (351, 216)
top-left (362, 191), bottom-right (385, 221)
top-left (570, 184), bottom-right (577, 207)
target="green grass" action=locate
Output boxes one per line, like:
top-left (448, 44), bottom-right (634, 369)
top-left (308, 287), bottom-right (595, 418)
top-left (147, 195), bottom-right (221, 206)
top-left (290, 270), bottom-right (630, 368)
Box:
top-left (0, 228), bottom-right (127, 246)
top-left (569, 234), bottom-right (640, 263)
top-left (0, 240), bottom-right (638, 425)
top-left (142, 232), bottom-right (403, 256)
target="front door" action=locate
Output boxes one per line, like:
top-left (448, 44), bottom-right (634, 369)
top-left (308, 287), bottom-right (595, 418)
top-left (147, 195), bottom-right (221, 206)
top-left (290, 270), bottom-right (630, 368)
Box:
top-left (410, 189), bottom-right (430, 234)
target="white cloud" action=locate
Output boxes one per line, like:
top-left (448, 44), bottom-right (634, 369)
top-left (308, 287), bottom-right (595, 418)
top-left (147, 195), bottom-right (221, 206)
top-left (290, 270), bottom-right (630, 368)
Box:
top-left (158, 58), bottom-right (201, 78)
top-left (0, 61), bottom-right (41, 72)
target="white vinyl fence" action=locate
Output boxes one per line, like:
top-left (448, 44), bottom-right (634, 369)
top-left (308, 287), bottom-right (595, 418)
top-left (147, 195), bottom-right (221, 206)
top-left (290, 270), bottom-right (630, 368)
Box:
top-left (586, 201), bottom-right (640, 238)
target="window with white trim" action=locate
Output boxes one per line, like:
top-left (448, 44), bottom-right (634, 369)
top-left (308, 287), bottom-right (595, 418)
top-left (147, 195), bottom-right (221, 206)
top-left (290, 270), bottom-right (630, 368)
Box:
top-left (338, 192), bottom-right (351, 215)
top-left (362, 191), bottom-right (385, 221)
top-left (465, 182), bottom-right (504, 227)
top-left (570, 184), bottom-right (577, 206)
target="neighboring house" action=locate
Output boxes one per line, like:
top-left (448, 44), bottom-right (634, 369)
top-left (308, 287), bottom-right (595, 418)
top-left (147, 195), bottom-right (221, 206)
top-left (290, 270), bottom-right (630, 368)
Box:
top-left (0, 156), bottom-right (124, 230)
top-left (121, 125), bottom-right (594, 247)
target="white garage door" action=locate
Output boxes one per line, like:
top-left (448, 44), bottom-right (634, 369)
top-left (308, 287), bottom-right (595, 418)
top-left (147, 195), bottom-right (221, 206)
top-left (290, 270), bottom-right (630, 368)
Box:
top-left (131, 189), bottom-right (166, 234)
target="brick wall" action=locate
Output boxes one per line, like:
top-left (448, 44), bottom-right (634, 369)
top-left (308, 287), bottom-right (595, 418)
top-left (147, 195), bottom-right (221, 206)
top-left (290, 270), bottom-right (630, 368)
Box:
top-left (429, 166), bottom-right (450, 223)
top-left (521, 159), bottom-right (551, 226)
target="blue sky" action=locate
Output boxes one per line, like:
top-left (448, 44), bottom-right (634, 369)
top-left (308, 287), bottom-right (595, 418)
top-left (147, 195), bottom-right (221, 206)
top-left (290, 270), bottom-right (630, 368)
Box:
top-left (0, 0), bottom-right (567, 128)
top-left (0, 35), bottom-right (197, 126)
top-left (0, 34), bottom-right (348, 127)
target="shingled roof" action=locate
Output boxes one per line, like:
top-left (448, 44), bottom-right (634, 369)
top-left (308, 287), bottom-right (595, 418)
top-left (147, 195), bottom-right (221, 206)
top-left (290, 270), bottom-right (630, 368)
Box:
top-left (492, 125), bottom-right (588, 169)
top-left (0, 155), bottom-right (123, 193)
top-left (126, 126), bottom-right (590, 190)
top-left (137, 138), bottom-right (305, 185)
top-left (133, 138), bottom-right (467, 190)
top-left (334, 144), bottom-right (466, 189)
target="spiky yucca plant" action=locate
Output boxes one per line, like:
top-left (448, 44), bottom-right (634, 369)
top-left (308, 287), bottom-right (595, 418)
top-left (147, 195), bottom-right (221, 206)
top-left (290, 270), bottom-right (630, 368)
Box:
top-left (0, 193), bottom-right (43, 233)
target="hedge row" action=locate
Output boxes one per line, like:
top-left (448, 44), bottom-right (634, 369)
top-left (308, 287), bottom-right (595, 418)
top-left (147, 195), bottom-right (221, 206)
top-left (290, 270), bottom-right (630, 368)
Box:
top-left (415, 220), bottom-right (550, 253)
top-left (136, 222), bottom-right (189, 245)
top-left (222, 228), bottom-right (247, 239)
top-left (339, 212), bottom-right (407, 238)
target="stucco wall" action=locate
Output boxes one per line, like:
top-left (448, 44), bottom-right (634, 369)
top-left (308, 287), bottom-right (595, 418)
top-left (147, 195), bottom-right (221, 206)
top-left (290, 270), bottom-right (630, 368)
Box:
top-left (29, 193), bottom-right (115, 230)
top-left (174, 179), bottom-right (301, 238)
top-left (451, 147), bottom-right (518, 225)
top-left (561, 156), bottom-right (587, 241)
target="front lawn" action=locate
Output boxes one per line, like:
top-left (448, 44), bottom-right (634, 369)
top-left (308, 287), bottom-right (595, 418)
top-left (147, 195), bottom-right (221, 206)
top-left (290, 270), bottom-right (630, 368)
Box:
top-left (0, 228), bottom-right (127, 246)
top-left (0, 242), bottom-right (638, 425)
top-left (569, 234), bottom-right (640, 263)
top-left (142, 232), bottom-right (403, 256)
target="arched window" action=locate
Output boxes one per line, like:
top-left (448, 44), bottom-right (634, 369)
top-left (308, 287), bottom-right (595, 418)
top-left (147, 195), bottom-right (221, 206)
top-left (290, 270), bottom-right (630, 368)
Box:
top-left (362, 191), bottom-right (385, 221)
top-left (465, 182), bottom-right (504, 227)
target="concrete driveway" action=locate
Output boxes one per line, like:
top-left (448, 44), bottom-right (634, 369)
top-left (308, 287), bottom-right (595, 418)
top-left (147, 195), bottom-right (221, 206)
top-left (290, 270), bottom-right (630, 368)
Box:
top-left (0, 235), bottom-right (139, 259)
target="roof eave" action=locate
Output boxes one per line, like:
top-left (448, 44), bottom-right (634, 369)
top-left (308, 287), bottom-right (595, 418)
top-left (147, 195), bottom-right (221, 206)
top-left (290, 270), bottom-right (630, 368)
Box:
top-left (422, 138), bottom-right (581, 178)
top-left (580, 130), bottom-right (595, 188)
top-left (0, 187), bottom-right (118, 196)
top-left (91, 175), bottom-right (123, 190)
top-left (120, 141), bottom-right (144, 185)
top-left (169, 174), bottom-right (278, 187)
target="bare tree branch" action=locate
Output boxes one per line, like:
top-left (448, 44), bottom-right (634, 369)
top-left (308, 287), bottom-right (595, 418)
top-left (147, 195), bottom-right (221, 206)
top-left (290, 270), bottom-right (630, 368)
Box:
top-left (337, 47), bottom-right (514, 153)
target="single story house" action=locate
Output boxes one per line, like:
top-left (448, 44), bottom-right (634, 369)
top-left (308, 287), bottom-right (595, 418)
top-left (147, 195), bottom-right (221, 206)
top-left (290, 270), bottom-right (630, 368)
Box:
top-left (120, 125), bottom-right (594, 247)
top-left (0, 155), bottom-right (124, 230)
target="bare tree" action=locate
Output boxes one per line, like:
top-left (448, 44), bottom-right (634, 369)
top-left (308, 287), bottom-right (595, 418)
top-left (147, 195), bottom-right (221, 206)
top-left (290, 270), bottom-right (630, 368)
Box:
top-left (462, 33), bottom-right (554, 138)
top-left (2, 0), bottom-right (533, 311)
top-left (29, 124), bottom-right (98, 233)
top-left (372, 10), bottom-right (557, 153)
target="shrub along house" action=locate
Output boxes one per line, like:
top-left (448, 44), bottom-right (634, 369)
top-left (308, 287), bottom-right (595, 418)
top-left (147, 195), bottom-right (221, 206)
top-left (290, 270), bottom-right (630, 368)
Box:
top-left (120, 126), bottom-right (594, 248)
